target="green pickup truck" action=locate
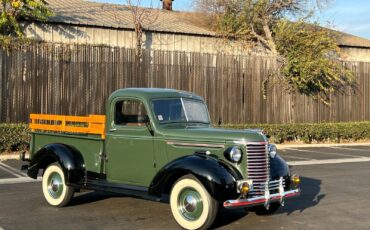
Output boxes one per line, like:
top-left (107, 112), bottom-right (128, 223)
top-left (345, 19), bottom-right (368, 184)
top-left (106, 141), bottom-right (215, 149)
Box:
top-left (23, 88), bottom-right (300, 230)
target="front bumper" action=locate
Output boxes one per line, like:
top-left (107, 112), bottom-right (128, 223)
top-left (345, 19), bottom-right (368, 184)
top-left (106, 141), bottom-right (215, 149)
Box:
top-left (223, 188), bottom-right (300, 209)
top-left (224, 177), bottom-right (300, 209)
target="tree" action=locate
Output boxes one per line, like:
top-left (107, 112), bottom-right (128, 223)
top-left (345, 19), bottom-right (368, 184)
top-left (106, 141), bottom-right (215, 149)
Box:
top-left (0, 0), bottom-right (53, 37)
top-left (125, 0), bottom-right (159, 58)
top-left (194, 0), bottom-right (355, 104)
top-left (274, 20), bottom-right (355, 102)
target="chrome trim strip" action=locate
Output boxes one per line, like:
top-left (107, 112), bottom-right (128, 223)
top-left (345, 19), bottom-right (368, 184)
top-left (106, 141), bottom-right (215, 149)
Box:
top-left (166, 141), bottom-right (225, 149)
top-left (233, 140), bottom-right (268, 145)
top-left (223, 189), bottom-right (300, 209)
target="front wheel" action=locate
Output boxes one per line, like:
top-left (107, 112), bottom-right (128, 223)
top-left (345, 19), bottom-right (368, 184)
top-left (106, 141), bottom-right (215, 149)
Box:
top-left (42, 163), bottom-right (74, 207)
top-left (170, 175), bottom-right (218, 230)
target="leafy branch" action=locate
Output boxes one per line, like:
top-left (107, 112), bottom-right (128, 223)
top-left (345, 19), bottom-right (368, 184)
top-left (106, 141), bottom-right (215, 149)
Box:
top-left (0, 0), bottom-right (53, 37)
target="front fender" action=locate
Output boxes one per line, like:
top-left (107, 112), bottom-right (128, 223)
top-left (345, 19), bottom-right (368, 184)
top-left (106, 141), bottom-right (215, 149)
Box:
top-left (149, 154), bottom-right (243, 201)
top-left (270, 154), bottom-right (291, 189)
top-left (27, 143), bottom-right (85, 185)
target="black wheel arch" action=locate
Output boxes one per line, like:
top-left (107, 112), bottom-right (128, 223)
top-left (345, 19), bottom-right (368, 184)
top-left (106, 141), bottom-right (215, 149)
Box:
top-left (27, 143), bottom-right (85, 186)
top-left (149, 154), bottom-right (243, 202)
top-left (270, 154), bottom-right (291, 189)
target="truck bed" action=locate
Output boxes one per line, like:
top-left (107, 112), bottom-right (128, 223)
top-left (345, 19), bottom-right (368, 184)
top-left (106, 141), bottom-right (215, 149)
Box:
top-left (29, 114), bottom-right (106, 174)
top-left (30, 132), bottom-right (104, 174)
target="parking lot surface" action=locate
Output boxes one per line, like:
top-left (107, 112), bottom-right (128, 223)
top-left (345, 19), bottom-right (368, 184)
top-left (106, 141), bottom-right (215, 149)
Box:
top-left (1, 145), bottom-right (370, 230)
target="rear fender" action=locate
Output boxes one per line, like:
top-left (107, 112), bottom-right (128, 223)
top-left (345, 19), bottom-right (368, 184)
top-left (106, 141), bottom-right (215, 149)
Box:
top-left (27, 143), bottom-right (85, 185)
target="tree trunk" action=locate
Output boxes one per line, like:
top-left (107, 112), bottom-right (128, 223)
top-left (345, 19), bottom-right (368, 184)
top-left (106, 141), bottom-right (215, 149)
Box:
top-left (262, 20), bottom-right (278, 55)
top-left (135, 23), bottom-right (143, 58)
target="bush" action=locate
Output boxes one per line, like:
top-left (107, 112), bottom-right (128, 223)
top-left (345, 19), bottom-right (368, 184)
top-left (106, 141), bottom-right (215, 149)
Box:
top-left (0, 122), bottom-right (369, 153)
top-left (0, 123), bottom-right (30, 153)
top-left (221, 122), bottom-right (370, 144)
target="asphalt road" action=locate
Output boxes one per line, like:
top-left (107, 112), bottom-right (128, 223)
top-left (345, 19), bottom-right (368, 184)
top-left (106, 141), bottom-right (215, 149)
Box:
top-left (1, 145), bottom-right (370, 230)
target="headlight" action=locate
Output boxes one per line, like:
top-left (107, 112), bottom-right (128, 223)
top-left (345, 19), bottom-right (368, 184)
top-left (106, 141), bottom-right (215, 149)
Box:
top-left (224, 146), bottom-right (242, 163)
top-left (268, 144), bottom-right (277, 158)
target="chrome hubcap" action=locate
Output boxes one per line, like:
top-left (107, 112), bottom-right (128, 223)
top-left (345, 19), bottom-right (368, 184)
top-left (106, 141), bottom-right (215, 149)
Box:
top-left (184, 195), bottom-right (197, 212)
top-left (178, 187), bottom-right (203, 221)
top-left (47, 172), bottom-right (63, 199)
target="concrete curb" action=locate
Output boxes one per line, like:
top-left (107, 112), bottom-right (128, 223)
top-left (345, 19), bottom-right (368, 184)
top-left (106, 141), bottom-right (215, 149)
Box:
top-left (0, 153), bottom-right (29, 162)
top-left (276, 143), bottom-right (370, 150)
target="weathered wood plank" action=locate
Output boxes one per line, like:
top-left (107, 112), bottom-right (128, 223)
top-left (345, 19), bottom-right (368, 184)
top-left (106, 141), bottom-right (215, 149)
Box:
top-left (0, 43), bottom-right (369, 124)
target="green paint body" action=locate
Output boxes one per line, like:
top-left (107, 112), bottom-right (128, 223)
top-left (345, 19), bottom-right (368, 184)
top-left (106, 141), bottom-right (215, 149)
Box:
top-left (30, 88), bottom-right (267, 187)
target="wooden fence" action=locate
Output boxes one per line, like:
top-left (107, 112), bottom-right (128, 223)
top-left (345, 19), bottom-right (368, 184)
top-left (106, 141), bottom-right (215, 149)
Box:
top-left (0, 43), bottom-right (369, 124)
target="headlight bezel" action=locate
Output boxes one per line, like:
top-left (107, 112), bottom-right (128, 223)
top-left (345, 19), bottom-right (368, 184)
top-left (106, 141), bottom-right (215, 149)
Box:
top-left (224, 146), bottom-right (243, 163)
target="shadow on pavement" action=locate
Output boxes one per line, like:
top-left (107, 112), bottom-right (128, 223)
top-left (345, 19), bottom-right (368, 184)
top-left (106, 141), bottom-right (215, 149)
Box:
top-left (212, 176), bottom-right (324, 228)
top-left (278, 176), bottom-right (324, 215)
top-left (68, 176), bottom-right (324, 228)
top-left (212, 208), bottom-right (248, 229)
top-left (69, 191), bottom-right (116, 207)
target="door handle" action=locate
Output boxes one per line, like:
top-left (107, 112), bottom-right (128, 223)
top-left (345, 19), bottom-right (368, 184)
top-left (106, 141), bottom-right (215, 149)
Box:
top-left (109, 128), bottom-right (117, 132)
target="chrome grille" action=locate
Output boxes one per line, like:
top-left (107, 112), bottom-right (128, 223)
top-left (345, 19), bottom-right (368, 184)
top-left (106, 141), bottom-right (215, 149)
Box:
top-left (246, 143), bottom-right (269, 196)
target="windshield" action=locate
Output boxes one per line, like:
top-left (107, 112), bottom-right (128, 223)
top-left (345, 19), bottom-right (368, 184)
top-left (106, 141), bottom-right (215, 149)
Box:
top-left (152, 98), bottom-right (210, 124)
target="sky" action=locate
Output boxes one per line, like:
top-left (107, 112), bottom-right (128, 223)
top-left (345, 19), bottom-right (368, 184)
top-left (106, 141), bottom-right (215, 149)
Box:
top-left (93, 0), bottom-right (370, 39)
top-left (316, 0), bottom-right (370, 39)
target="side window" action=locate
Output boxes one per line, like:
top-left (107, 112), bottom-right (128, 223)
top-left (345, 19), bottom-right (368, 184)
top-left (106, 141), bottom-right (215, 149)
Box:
top-left (115, 100), bottom-right (148, 126)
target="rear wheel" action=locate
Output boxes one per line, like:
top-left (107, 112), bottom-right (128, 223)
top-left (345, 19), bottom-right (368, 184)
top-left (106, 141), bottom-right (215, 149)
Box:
top-left (170, 175), bottom-right (218, 230)
top-left (42, 163), bottom-right (74, 207)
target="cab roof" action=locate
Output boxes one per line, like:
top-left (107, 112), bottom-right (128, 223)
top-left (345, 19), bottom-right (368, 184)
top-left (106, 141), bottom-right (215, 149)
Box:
top-left (109, 88), bottom-right (204, 102)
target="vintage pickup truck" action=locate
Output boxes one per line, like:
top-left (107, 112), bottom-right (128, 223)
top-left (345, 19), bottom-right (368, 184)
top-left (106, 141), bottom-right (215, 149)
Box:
top-left (23, 88), bottom-right (300, 230)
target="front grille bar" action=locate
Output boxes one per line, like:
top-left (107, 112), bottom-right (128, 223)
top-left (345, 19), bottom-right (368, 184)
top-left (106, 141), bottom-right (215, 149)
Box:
top-left (246, 143), bottom-right (269, 197)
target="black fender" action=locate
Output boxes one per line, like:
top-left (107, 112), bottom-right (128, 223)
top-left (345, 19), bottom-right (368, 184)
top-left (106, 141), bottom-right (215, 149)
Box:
top-left (27, 143), bottom-right (85, 185)
top-left (270, 154), bottom-right (291, 189)
top-left (149, 154), bottom-right (243, 201)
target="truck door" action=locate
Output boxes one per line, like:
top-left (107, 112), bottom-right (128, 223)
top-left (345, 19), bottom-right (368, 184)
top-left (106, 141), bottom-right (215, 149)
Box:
top-left (105, 98), bottom-right (155, 187)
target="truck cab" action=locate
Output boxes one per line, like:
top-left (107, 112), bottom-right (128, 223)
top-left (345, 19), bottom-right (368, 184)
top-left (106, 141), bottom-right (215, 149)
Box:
top-left (25, 88), bottom-right (300, 230)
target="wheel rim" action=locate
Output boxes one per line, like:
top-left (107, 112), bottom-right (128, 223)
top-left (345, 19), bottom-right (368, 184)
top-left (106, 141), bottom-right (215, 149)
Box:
top-left (177, 187), bottom-right (203, 221)
top-left (47, 172), bottom-right (64, 199)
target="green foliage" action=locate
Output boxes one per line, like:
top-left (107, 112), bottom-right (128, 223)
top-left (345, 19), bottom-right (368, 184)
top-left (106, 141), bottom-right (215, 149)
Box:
top-left (0, 0), bottom-right (53, 37)
top-left (0, 34), bottom-right (34, 48)
top-left (274, 20), bottom-right (356, 103)
top-left (207, 0), bottom-right (310, 51)
top-left (215, 1), bottom-right (251, 39)
top-left (0, 123), bottom-right (30, 153)
top-left (222, 122), bottom-right (370, 144)
top-left (213, 0), bottom-right (268, 41)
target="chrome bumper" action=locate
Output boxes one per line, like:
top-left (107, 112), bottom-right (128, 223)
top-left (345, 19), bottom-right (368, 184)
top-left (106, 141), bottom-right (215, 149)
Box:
top-left (224, 177), bottom-right (300, 209)
top-left (223, 188), bottom-right (300, 209)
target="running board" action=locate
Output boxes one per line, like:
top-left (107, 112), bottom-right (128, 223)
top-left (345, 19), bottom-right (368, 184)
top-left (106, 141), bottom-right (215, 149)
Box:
top-left (81, 179), bottom-right (161, 202)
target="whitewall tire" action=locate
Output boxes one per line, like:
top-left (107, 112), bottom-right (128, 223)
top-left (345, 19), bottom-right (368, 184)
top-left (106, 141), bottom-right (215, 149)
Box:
top-left (170, 175), bottom-right (218, 230)
top-left (42, 163), bottom-right (74, 207)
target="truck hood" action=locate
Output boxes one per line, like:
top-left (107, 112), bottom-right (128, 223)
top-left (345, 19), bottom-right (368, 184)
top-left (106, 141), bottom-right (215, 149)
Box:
top-left (161, 125), bottom-right (266, 143)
